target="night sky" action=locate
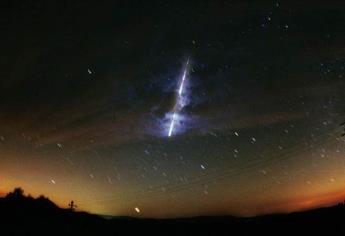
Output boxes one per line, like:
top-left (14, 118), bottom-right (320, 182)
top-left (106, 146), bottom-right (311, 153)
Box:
top-left (1, 1), bottom-right (345, 218)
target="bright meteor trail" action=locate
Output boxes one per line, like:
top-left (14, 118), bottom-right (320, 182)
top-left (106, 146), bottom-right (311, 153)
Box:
top-left (168, 113), bottom-right (176, 137)
top-left (168, 59), bottom-right (190, 137)
top-left (178, 62), bottom-right (188, 95)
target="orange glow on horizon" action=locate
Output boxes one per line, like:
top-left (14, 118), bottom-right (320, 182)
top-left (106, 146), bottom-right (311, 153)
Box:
top-left (252, 188), bottom-right (345, 217)
top-left (2, 184), bottom-right (345, 218)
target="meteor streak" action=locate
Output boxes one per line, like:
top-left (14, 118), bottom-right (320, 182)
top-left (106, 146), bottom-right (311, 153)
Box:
top-left (168, 112), bottom-right (176, 137)
top-left (167, 59), bottom-right (190, 137)
top-left (178, 62), bottom-right (188, 95)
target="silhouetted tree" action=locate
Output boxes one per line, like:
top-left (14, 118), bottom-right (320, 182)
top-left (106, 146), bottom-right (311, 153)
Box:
top-left (68, 200), bottom-right (77, 211)
top-left (13, 187), bottom-right (24, 196)
top-left (6, 187), bottom-right (24, 199)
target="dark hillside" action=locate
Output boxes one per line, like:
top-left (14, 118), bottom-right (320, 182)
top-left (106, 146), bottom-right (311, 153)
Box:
top-left (1, 188), bottom-right (345, 235)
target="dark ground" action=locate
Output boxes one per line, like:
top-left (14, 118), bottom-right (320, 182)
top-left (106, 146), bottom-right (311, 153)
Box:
top-left (1, 188), bottom-right (345, 236)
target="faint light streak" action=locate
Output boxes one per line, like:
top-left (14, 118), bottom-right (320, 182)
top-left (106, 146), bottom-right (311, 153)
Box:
top-left (134, 207), bottom-right (140, 213)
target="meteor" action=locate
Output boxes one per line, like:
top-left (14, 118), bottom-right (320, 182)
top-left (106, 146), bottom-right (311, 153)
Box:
top-left (178, 60), bottom-right (189, 95)
top-left (168, 112), bottom-right (176, 137)
top-left (167, 59), bottom-right (190, 137)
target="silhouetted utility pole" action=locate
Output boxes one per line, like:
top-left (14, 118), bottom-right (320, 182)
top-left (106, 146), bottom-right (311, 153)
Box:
top-left (68, 200), bottom-right (77, 211)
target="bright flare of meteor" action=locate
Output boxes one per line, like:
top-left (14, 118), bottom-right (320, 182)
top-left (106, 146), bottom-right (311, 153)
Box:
top-left (168, 112), bottom-right (176, 137)
top-left (178, 60), bottom-right (189, 95)
top-left (168, 59), bottom-right (190, 137)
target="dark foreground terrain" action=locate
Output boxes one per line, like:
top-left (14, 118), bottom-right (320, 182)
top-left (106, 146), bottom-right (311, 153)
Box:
top-left (1, 189), bottom-right (345, 236)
